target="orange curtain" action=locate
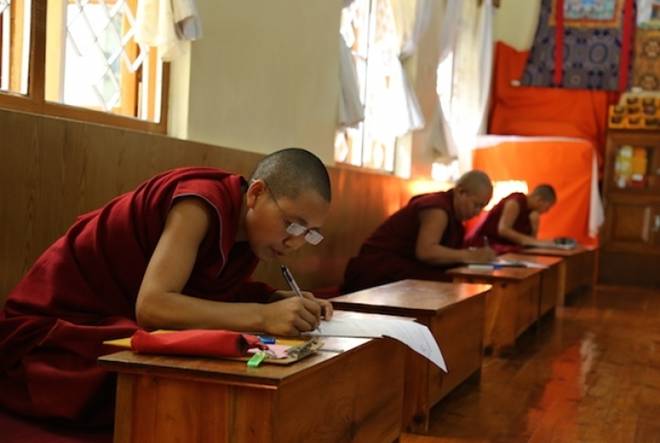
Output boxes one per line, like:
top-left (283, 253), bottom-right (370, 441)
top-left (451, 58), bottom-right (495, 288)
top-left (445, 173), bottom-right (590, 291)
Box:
top-left (489, 42), bottom-right (618, 171)
top-left (472, 139), bottom-right (597, 246)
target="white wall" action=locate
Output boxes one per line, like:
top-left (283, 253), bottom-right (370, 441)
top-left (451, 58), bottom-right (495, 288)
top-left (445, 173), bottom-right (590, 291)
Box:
top-left (167, 0), bottom-right (542, 174)
top-left (493, 0), bottom-right (541, 50)
top-left (169, 0), bottom-right (342, 164)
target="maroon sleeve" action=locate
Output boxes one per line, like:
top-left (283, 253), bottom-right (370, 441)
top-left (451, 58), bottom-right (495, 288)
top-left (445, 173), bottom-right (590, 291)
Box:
top-left (236, 281), bottom-right (277, 303)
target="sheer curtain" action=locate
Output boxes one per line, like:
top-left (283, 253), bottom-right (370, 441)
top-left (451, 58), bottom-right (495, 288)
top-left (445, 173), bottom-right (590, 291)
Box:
top-left (338, 33), bottom-right (365, 128)
top-left (338, 0), bottom-right (365, 130)
top-left (135, 0), bottom-right (202, 61)
top-left (336, 0), bottom-right (430, 171)
top-left (428, 0), bottom-right (495, 173)
top-left (390, 0), bottom-right (431, 135)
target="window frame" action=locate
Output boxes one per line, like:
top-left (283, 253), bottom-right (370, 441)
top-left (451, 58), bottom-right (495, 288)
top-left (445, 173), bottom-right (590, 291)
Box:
top-left (0, 0), bottom-right (168, 134)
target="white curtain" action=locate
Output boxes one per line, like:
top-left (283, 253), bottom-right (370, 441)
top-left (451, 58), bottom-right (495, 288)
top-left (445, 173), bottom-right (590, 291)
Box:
top-left (337, 0), bottom-right (429, 134)
top-left (428, 0), bottom-right (495, 173)
top-left (338, 34), bottom-right (365, 128)
top-left (135, 0), bottom-right (203, 61)
top-left (388, 0), bottom-right (433, 136)
top-left (390, 0), bottom-right (432, 135)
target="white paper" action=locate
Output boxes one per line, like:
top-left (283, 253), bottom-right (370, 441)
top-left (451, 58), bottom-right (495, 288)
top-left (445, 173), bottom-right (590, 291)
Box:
top-left (468, 259), bottom-right (548, 270)
top-left (308, 311), bottom-right (446, 371)
top-left (518, 261), bottom-right (548, 269)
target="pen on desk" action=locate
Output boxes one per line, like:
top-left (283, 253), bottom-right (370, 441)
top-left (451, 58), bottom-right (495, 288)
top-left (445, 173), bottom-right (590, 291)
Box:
top-left (280, 265), bottom-right (322, 333)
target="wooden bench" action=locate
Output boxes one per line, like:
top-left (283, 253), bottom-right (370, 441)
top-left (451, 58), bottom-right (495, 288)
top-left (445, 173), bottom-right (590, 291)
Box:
top-left (517, 245), bottom-right (598, 305)
top-left (499, 253), bottom-right (563, 318)
top-left (330, 280), bottom-right (490, 433)
top-left (99, 330), bottom-right (405, 443)
top-left (446, 266), bottom-right (544, 356)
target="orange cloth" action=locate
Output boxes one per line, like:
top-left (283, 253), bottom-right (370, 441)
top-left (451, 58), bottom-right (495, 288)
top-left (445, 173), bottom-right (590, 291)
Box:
top-left (472, 139), bottom-right (597, 246)
top-left (489, 42), bottom-right (617, 170)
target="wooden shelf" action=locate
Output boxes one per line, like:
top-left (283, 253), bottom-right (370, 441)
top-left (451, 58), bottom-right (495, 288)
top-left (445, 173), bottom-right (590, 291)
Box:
top-left (600, 130), bottom-right (660, 287)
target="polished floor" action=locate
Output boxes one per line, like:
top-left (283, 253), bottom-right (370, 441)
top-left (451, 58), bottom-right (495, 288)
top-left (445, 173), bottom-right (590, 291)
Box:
top-left (403, 285), bottom-right (660, 443)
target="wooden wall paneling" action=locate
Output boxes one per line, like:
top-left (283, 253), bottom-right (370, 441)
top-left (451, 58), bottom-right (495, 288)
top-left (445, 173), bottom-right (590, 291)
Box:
top-left (0, 108), bottom-right (414, 305)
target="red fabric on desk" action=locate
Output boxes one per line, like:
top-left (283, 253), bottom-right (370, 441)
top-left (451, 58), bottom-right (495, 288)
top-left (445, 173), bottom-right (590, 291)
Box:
top-left (131, 330), bottom-right (263, 358)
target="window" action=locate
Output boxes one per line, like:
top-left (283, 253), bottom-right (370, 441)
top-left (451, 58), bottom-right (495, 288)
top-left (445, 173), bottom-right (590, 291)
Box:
top-left (335, 0), bottom-right (402, 173)
top-left (0, 0), bottom-right (31, 95)
top-left (0, 0), bottom-right (166, 132)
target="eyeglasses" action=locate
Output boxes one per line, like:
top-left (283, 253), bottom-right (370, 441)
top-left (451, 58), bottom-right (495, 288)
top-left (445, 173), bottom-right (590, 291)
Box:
top-left (262, 182), bottom-right (324, 246)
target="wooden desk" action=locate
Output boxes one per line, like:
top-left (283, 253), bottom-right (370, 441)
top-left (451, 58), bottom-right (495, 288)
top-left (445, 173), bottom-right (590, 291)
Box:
top-left (99, 334), bottom-right (405, 443)
top-left (517, 245), bottom-right (598, 305)
top-left (446, 266), bottom-right (543, 356)
top-left (330, 280), bottom-right (490, 433)
top-left (500, 253), bottom-right (563, 318)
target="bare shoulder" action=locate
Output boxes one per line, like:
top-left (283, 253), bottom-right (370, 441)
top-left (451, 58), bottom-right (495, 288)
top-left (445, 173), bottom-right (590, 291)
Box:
top-left (504, 199), bottom-right (520, 210)
top-left (419, 207), bottom-right (449, 223)
top-left (165, 197), bottom-right (214, 238)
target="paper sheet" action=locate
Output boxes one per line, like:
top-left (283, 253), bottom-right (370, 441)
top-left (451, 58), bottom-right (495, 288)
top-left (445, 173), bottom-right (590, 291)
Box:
top-left (468, 259), bottom-right (548, 270)
top-left (307, 311), bottom-right (446, 371)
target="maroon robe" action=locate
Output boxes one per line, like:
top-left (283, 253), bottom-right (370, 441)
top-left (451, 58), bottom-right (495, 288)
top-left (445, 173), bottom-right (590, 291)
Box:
top-left (464, 192), bottom-right (532, 254)
top-left (0, 167), bottom-right (273, 424)
top-left (342, 189), bottom-right (464, 293)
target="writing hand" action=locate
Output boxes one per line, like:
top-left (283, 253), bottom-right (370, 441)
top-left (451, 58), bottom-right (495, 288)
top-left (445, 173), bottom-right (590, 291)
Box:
top-left (466, 247), bottom-right (496, 263)
top-left (260, 297), bottom-right (322, 336)
top-left (274, 290), bottom-right (333, 321)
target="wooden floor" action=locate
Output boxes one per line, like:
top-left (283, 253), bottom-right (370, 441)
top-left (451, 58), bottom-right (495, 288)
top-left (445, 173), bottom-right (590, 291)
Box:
top-left (402, 285), bottom-right (660, 443)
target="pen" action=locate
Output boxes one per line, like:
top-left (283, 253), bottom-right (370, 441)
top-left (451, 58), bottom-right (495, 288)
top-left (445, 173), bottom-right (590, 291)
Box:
top-left (483, 236), bottom-right (490, 248)
top-left (280, 265), bottom-right (322, 333)
top-left (280, 265), bottom-right (303, 298)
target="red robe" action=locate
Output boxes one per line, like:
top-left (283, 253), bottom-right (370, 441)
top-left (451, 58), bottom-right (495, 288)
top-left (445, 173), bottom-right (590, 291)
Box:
top-left (0, 167), bottom-right (273, 424)
top-left (464, 192), bottom-right (532, 254)
top-left (342, 189), bottom-right (464, 293)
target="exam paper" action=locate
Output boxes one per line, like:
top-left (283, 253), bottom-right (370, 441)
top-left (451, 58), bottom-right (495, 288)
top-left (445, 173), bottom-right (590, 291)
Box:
top-left (518, 260), bottom-right (548, 269)
top-left (308, 311), bottom-right (446, 372)
top-left (469, 259), bottom-right (548, 270)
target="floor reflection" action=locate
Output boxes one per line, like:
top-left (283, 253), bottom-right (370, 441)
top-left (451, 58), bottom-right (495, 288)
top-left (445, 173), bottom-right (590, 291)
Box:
top-left (413, 285), bottom-right (660, 443)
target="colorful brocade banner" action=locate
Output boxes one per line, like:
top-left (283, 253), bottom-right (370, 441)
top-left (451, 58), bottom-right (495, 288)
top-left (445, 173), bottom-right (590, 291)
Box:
top-left (633, 29), bottom-right (660, 90)
top-left (522, 0), bottom-right (636, 91)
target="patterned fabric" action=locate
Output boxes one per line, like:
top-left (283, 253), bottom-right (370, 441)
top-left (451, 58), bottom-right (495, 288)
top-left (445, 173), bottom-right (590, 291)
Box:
top-left (633, 29), bottom-right (660, 89)
top-left (522, 0), bottom-right (635, 91)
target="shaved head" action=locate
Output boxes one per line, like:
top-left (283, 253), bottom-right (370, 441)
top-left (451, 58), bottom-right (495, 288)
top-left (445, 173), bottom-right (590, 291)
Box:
top-left (531, 184), bottom-right (556, 203)
top-left (456, 170), bottom-right (492, 196)
top-left (250, 148), bottom-right (331, 202)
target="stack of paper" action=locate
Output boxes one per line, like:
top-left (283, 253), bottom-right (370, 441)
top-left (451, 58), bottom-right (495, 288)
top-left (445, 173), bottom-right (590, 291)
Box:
top-left (308, 311), bottom-right (446, 372)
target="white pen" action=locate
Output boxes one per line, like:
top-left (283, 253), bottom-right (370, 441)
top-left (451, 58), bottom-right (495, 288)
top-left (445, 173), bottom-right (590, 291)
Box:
top-left (280, 265), bottom-right (322, 333)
